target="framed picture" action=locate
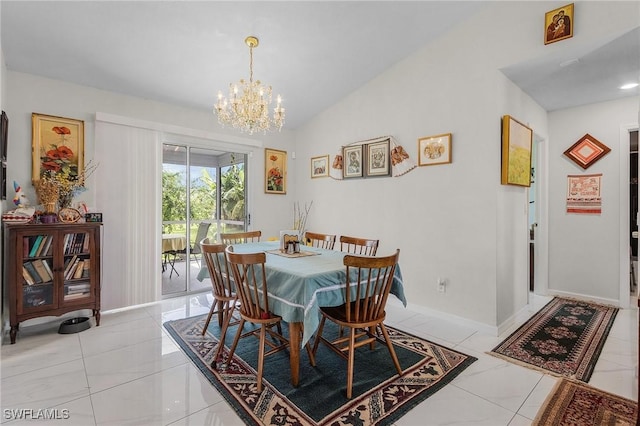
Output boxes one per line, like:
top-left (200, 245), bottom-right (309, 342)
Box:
top-left (311, 155), bottom-right (329, 178)
top-left (343, 145), bottom-right (363, 179)
top-left (563, 133), bottom-right (610, 169)
top-left (32, 113), bottom-right (84, 183)
top-left (265, 148), bottom-right (287, 194)
top-left (544, 3), bottom-right (573, 45)
top-left (366, 139), bottom-right (391, 177)
top-left (418, 133), bottom-right (452, 166)
top-left (501, 115), bottom-right (533, 187)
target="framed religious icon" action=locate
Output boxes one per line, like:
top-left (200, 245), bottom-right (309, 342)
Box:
top-left (501, 115), bottom-right (533, 187)
top-left (32, 113), bottom-right (84, 183)
top-left (310, 155), bottom-right (329, 178)
top-left (343, 145), bottom-right (363, 179)
top-left (366, 139), bottom-right (391, 177)
top-left (544, 3), bottom-right (573, 45)
top-left (563, 133), bottom-right (610, 169)
top-left (418, 133), bottom-right (452, 166)
top-left (265, 148), bottom-right (287, 194)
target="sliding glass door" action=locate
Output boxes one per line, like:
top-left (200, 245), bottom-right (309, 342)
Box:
top-left (162, 145), bottom-right (247, 296)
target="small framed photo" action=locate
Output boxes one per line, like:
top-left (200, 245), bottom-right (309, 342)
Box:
top-left (563, 134), bottom-right (610, 169)
top-left (32, 113), bottom-right (84, 183)
top-left (501, 115), bottom-right (532, 187)
top-left (544, 3), bottom-right (573, 45)
top-left (366, 139), bottom-right (391, 177)
top-left (310, 155), bottom-right (329, 178)
top-left (85, 212), bottom-right (103, 223)
top-left (343, 145), bottom-right (363, 179)
top-left (265, 148), bottom-right (287, 194)
top-left (418, 133), bottom-right (452, 166)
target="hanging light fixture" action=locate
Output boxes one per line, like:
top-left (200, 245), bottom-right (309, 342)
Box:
top-left (214, 36), bottom-right (285, 135)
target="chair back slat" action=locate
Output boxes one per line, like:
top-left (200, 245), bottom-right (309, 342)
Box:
top-left (225, 247), bottom-right (270, 320)
top-left (340, 235), bottom-right (379, 256)
top-left (200, 239), bottom-right (233, 300)
top-left (221, 230), bottom-right (262, 245)
top-left (305, 231), bottom-right (336, 249)
top-left (343, 250), bottom-right (399, 323)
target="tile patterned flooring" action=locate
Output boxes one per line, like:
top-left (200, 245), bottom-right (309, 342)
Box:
top-left (1, 293), bottom-right (637, 425)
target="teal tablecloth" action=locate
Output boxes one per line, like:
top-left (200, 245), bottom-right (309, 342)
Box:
top-left (197, 241), bottom-right (406, 346)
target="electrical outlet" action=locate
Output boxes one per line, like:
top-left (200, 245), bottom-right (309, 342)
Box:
top-left (438, 277), bottom-right (446, 293)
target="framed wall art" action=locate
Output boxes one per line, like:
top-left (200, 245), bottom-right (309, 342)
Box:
top-left (366, 138), bottom-right (391, 177)
top-left (32, 113), bottom-right (84, 183)
top-left (418, 133), bottom-right (452, 166)
top-left (343, 145), bottom-right (363, 179)
top-left (501, 115), bottom-right (533, 187)
top-left (544, 3), bottom-right (573, 45)
top-left (563, 133), bottom-right (610, 169)
top-left (265, 148), bottom-right (287, 194)
top-left (310, 155), bottom-right (329, 178)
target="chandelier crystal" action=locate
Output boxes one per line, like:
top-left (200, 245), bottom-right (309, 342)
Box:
top-left (214, 36), bottom-right (285, 135)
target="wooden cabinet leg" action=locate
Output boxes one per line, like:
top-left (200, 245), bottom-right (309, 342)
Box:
top-left (94, 309), bottom-right (101, 326)
top-left (10, 324), bottom-right (19, 344)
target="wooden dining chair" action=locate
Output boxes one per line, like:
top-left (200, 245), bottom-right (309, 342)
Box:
top-left (199, 239), bottom-right (240, 365)
top-left (339, 235), bottom-right (379, 256)
top-left (223, 246), bottom-right (315, 392)
top-left (220, 230), bottom-right (262, 245)
top-left (311, 249), bottom-right (402, 399)
top-left (305, 231), bottom-right (336, 250)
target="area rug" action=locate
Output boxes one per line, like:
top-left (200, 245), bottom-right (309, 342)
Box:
top-left (164, 314), bottom-right (476, 426)
top-left (532, 378), bottom-right (638, 425)
top-left (490, 297), bottom-right (618, 382)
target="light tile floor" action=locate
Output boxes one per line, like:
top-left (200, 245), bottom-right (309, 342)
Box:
top-left (1, 293), bottom-right (637, 425)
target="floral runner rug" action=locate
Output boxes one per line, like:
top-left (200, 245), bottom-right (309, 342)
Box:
top-left (533, 378), bottom-right (637, 425)
top-left (489, 297), bottom-right (618, 381)
top-left (164, 314), bottom-right (476, 426)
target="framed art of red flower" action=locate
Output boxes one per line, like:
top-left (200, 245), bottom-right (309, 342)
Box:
top-left (31, 113), bottom-right (84, 183)
top-left (563, 134), bottom-right (610, 169)
top-left (265, 148), bottom-right (287, 194)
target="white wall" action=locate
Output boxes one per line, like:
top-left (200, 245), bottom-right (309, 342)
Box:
top-left (548, 97), bottom-right (639, 304)
top-left (293, 1), bottom-right (638, 330)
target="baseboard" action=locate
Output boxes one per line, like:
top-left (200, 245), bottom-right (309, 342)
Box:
top-left (403, 301), bottom-right (500, 336)
top-left (545, 290), bottom-right (621, 308)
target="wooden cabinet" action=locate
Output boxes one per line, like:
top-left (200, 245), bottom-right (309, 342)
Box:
top-left (3, 222), bottom-right (101, 343)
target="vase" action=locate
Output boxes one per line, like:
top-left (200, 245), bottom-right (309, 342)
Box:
top-left (44, 201), bottom-right (57, 214)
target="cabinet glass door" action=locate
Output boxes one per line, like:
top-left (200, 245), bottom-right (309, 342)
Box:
top-left (61, 231), bottom-right (93, 303)
top-left (19, 232), bottom-right (56, 313)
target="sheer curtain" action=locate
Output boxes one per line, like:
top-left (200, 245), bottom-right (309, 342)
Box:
top-left (95, 120), bottom-right (162, 310)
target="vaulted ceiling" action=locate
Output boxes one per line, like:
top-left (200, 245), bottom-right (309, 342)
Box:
top-left (2, 1), bottom-right (638, 130)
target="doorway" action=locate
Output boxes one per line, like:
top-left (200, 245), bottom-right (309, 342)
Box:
top-left (161, 144), bottom-right (247, 296)
top-left (629, 130), bottom-right (638, 294)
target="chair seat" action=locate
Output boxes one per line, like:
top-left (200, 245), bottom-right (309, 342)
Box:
top-left (320, 304), bottom-right (386, 328)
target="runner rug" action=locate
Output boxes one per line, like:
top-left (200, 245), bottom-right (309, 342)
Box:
top-left (533, 378), bottom-right (638, 425)
top-left (164, 314), bottom-right (477, 426)
top-left (489, 297), bottom-right (618, 382)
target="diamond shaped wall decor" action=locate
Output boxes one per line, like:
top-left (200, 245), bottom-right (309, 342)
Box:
top-left (563, 134), bottom-right (611, 169)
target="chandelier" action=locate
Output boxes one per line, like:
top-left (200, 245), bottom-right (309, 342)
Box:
top-left (214, 36), bottom-right (285, 135)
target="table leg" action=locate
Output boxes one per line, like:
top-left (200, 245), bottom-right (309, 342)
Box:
top-left (288, 321), bottom-right (301, 387)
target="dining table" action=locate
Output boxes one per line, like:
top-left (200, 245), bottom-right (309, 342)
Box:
top-left (162, 234), bottom-right (187, 277)
top-left (196, 240), bottom-right (406, 386)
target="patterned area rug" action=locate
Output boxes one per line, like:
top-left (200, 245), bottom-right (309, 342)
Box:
top-left (533, 379), bottom-right (638, 425)
top-left (490, 297), bottom-right (618, 381)
top-left (164, 314), bottom-right (476, 426)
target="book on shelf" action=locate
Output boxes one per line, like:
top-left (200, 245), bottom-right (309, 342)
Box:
top-left (35, 235), bottom-right (49, 257)
top-left (66, 283), bottom-right (90, 294)
top-left (64, 255), bottom-right (79, 279)
top-left (82, 259), bottom-right (90, 278)
top-left (23, 237), bottom-right (30, 257)
top-left (28, 235), bottom-right (44, 257)
top-left (39, 236), bottom-right (53, 257)
top-left (73, 260), bottom-right (85, 279)
top-left (23, 262), bottom-right (43, 284)
top-left (41, 259), bottom-right (54, 280)
top-left (32, 259), bottom-right (52, 283)
top-left (22, 266), bottom-right (35, 285)
top-left (64, 292), bottom-right (89, 300)
top-left (82, 233), bottom-right (90, 253)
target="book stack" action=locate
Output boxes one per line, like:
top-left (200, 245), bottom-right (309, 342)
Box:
top-left (64, 283), bottom-right (90, 300)
top-left (21, 259), bottom-right (54, 285)
top-left (24, 235), bottom-right (54, 258)
top-left (63, 233), bottom-right (90, 255)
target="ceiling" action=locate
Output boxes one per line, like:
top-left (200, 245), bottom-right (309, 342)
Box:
top-left (1, 1), bottom-right (638, 130)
